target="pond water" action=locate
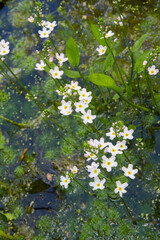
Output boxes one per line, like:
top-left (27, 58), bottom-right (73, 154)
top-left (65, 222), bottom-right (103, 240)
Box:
top-left (0, 0), bottom-right (160, 239)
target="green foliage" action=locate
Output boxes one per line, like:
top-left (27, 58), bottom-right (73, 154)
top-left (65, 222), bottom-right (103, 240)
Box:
top-left (90, 24), bottom-right (106, 46)
top-left (88, 73), bottom-right (121, 93)
top-left (64, 69), bottom-right (81, 78)
top-left (131, 34), bottom-right (148, 53)
top-left (66, 38), bottom-right (80, 67)
top-left (103, 52), bottom-right (115, 72)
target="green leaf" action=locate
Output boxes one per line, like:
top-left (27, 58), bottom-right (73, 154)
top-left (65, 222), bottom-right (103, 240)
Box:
top-left (103, 52), bottom-right (115, 72)
top-left (88, 73), bottom-right (121, 93)
top-left (135, 50), bottom-right (152, 73)
top-left (64, 70), bottom-right (81, 78)
top-left (66, 38), bottom-right (80, 67)
top-left (91, 24), bottom-right (106, 46)
top-left (131, 34), bottom-right (148, 53)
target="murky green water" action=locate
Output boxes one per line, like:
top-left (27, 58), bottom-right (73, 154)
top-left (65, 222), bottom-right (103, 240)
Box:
top-left (0, 0), bottom-right (160, 239)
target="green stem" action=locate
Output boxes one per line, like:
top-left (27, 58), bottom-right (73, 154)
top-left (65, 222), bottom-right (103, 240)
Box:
top-left (49, 36), bottom-right (60, 54)
top-left (73, 178), bottom-right (94, 196)
top-left (142, 151), bottom-right (160, 178)
top-left (121, 197), bottom-right (137, 224)
top-left (96, 85), bottom-right (108, 105)
top-left (76, 66), bottom-right (90, 90)
top-left (123, 151), bottom-right (132, 164)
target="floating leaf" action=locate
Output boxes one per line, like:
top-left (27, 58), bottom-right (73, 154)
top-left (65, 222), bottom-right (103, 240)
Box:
top-left (135, 50), bottom-right (152, 73)
top-left (103, 52), bottom-right (115, 72)
top-left (131, 34), bottom-right (148, 53)
top-left (88, 73), bottom-right (121, 93)
top-left (66, 38), bottom-right (80, 67)
top-left (64, 70), bottom-right (81, 78)
top-left (91, 24), bottom-right (106, 46)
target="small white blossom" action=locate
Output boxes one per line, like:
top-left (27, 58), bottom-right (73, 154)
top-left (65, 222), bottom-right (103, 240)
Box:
top-left (84, 150), bottom-right (98, 161)
top-left (104, 143), bottom-right (122, 156)
top-left (122, 164), bottom-right (138, 179)
top-left (79, 88), bottom-right (92, 101)
top-left (120, 127), bottom-right (134, 140)
top-left (50, 66), bottom-right (63, 79)
top-left (101, 155), bottom-right (117, 172)
top-left (70, 166), bottom-right (78, 174)
top-left (74, 101), bottom-right (88, 113)
top-left (116, 140), bottom-right (128, 151)
top-left (81, 109), bottom-right (96, 124)
top-left (58, 100), bottom-right (73, 115)
top-left (35, 60), bottom-right (46, 71)
top-left (0, 46), bottom-right (9, 56)
top-left (96, 45), bottom-right (107, 55)
top-left (60, 175), bottom-right (71, 189)
top-left (89, 177), bottom-right (106, 190)
top-left (105, 30), bottom-right (114, 38)
top-left (114, 181), bottom-right (128, 197)
top-left (46, 21), bottom-right (57, 30)
top-left (143, 60), bottom-right (147, 66)
top-left (86, 162), bottom-right (100, 178)
top-left (38, 27), bottom-right (51, 38)
top-left (28, 16), bottom-right (34, 22)
top-left (98, 137), bottom-right (109, 150)
top-left (69, 81), bottom-right (81, 91)
top-left (106, 127), bottom-right (116, 140)
top-left (0, 39), bottom-right (9, 48)
top-left (148, 65), bottom-right (159, 75)
top-left (56, 53), bottom-right (68, 66)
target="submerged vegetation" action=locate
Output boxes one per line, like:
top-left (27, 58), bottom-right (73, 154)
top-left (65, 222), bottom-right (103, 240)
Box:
top-left (0, 0), bottom-right (160, 239)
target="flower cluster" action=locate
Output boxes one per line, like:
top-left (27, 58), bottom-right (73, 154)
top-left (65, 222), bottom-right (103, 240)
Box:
top-left (60, 166), bottom-right (78, 189)
top-left (114, 15), bottom-right (123, 26)
top-left (57, 81), bottom-right (96, 124)
top-left (83, 121), bottom-right (138, 196)
top-left (0, 39), bottom-right (10, 56)
top-left (38, 20), bottom-right (57, 38)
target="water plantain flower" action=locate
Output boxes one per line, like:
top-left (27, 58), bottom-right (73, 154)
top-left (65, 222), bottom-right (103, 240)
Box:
top-left (50, 66), bottom-right (64, 79)
top-left (122, 164), bottom-right (138, 179)
top-left (35, 60), bottom-right (46, 71)
top-left (89, 177), bottom-right (106, 190)
top-left (96, 45), bottom-right (107, 55)
top-left (56, 53), bottom-right (68, 66)
top-left (114, 181), bottom-right (128, 197)
top-left (148, 65), bottom-right (159, 75)
top-left (60, 175), bottom-right (71, 189)
top-left (101, 155), bottom-right (117, 172)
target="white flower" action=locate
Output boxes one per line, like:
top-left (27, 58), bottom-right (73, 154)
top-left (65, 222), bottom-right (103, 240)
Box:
top-left (122, 164), bottom-right (138, 179)
top-left (105, 30), bottom-right (114, 38)
top-left (148, 65), bottom-right (159, 75)
top-left (35, 60), bottom-right (46, 71)
top-left (96, 45), bottom-right (107, 55)
top-left (84, 150), bottom-right (98, 161)
top-left (101, 155), bottom-right (117, 172)
top-left (120, 127), bottom-right (134, 140)
top-left (69, 81), bottom-right (81, 91)
top-left (89, 177), bottom-right (106, 190)
top-left (46, 21), bottom-right (57, 30)
top-left (106, 127), bottom-right (116, 140)
top-left (50, 66), bottom-right (63, 79)
top-left (0, 46), bottom-right (9, 56)
top-left (74, 101), bottom-right (88, 113)
top-left (116, 140), bottom-right (127, 151)
top-left (40, 20), bottom-right (47, 27)
top-left (78, 88), bottom-right (92, 101)
top-left (114, 181), bottom-right (128, 197)
top-left (98, 137), bottom-right (109, 150)
top-left (83, 95), bottom-right (92, 104)
top-left (81, 110), bottom-right (96, 124)
top-left (70, 166), bottom-right (78, 174)
top-left (86, 162), bottom-right (100, 178)
top-left (0, 39), bottom-right (9, 48)
top-left (28, 16), bottom-right (34, 22)
top-left (56, 53), bottom-right (68, 66)
top-left (88, 139), bottom-right (99, 148)
top-left (58, 100), bottom-right (73, 115)
top-left (104, 143), bottom-right (122, 156)
top-left (60, 175), bottom-right (71, 189)
top-left (38, 27), bottom-right (51, 38)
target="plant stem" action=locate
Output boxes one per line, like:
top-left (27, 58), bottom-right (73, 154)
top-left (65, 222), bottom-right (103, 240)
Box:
top-left (123, 151), bottom-right (132, 164)
top-left (73, 178), bottom-right (94, 196)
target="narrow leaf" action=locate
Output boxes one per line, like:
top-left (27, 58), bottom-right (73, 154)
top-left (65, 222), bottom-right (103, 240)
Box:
top-left (131, 34), bottom-right (148, 53)
top-left (103, 52), bottom-right (115, 72)
top-left (135, 50), bottom-right (152, 73)
top-left (91, 24), bottom-right (106, 46)
top-left (88, 73), bottom-right (121, 93)
top-left (66, 38), bottom-right (80, 67)
top-left (64, 70), bottom-right (81, 78)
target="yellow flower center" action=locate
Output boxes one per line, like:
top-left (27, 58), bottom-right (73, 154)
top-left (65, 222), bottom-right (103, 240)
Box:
top-left (59, 58), bottom-right (62, 62)
top-left (64, 179), bottom-right (68, 183)
top-left (90, 153), bottom-right (94, 157)
top-left (82, 94), bottom-right (86, 97)
top-left (101, 49), bottom-right (105, 53)
top-left (112, 148), bottom-right (116, 152)
top-left (43, 32), bottom-right (46, 35)
top-left (79, 104), bottom-right (82, 108)
top-left (119, 187), bottom-right (122, 191)
top-left (125, 133), bottom-right (129, 137)
top-left (107, 162), bottom-right (111, 166)
top-left (105, 34), bottom-right (108, 38)
top-left (85, 100), bottom-right (88, 102)
top-left (73, 170), bottom-right (76, 173)
top-left (97, 183), bottom-right (100, 187)
top-left (54, 72), bottom-right (58, 76)
top-left (128, 171), bottom-right (132, 175)
top-left (2, 50), bottom-right (6, 54)
top-left (93, 169), bottom-right (97, 173)
top-left (64, 106), bottom-right (68, 109)
top-left (72, 85), bottom-right (75, 88)
top-left (120, 145), bottom-right (123, 148)
top-left (151, 70), bottom-right (155, 74)
top-left (112, 132), bottom-right (115, 135)
top-left (86, 116), bottom-right (90, 120)
top-left (40, 66), bottom-right (44, 69)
